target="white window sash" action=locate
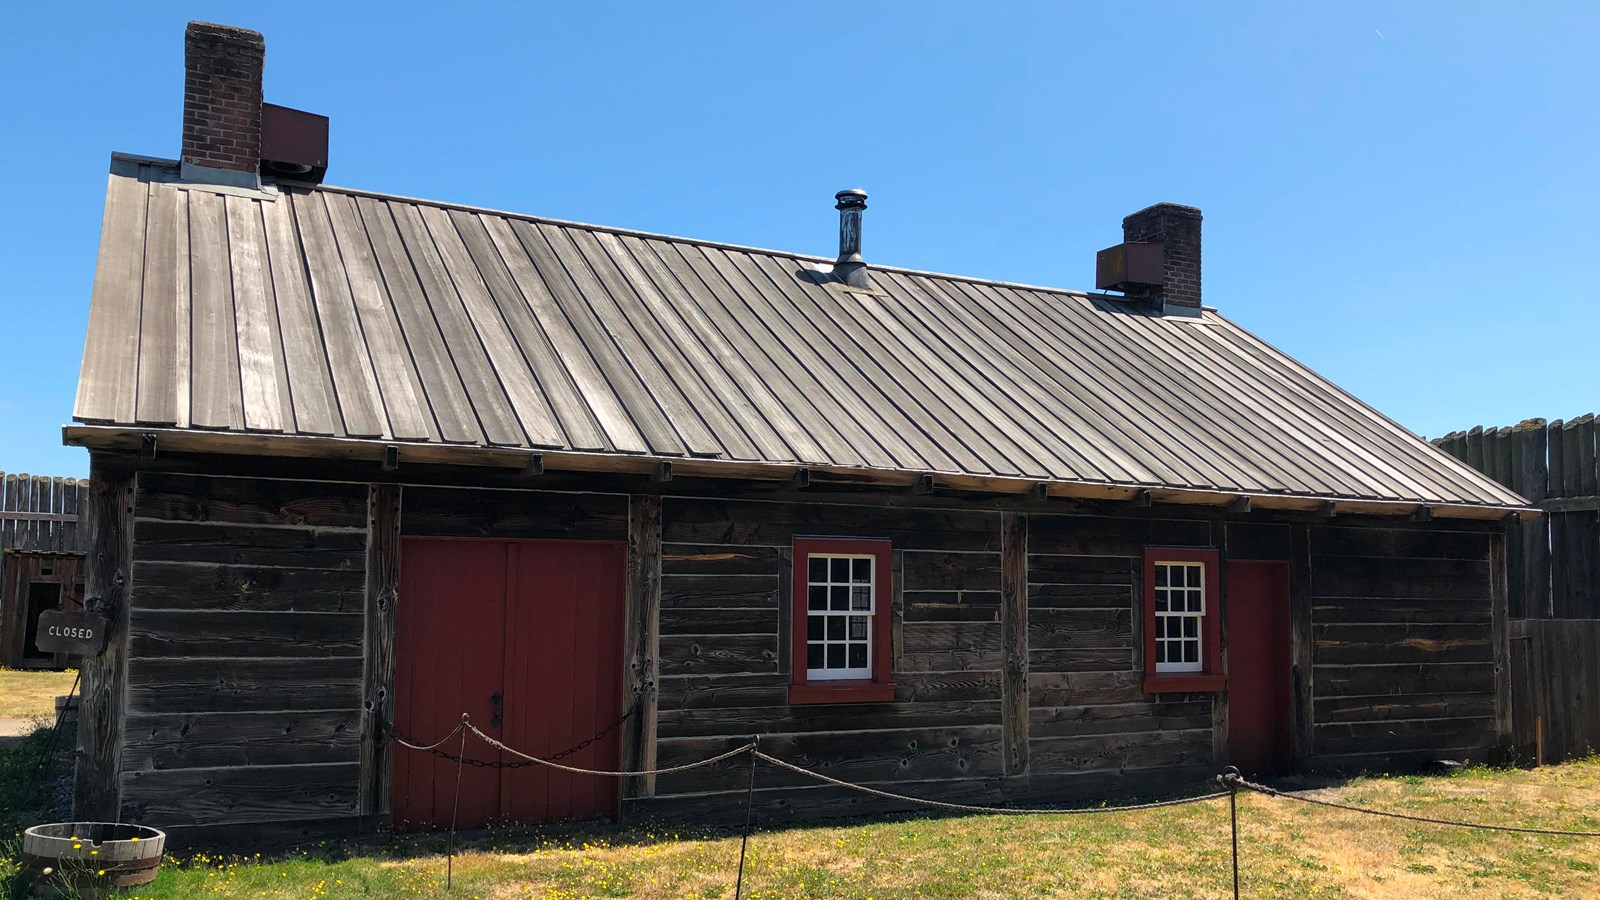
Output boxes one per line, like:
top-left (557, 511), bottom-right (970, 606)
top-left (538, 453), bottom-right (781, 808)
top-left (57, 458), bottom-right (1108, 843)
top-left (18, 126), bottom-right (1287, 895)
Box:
top-left (805, 553), bottom-right (875, 681)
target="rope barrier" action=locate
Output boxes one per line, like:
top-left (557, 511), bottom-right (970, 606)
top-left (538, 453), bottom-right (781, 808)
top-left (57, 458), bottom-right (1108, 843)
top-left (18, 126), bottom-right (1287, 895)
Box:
top-left (465, 720), bottom-right (756, 777)
top-left (1222, 772), bottom-right (1600, 837)
top-left (755, 751), bottom-right (1231, 815)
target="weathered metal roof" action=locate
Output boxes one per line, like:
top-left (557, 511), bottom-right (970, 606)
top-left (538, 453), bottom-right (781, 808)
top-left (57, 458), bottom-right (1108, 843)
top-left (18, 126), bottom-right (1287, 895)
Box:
top-left (73, 155), bottom-right (1527, 509)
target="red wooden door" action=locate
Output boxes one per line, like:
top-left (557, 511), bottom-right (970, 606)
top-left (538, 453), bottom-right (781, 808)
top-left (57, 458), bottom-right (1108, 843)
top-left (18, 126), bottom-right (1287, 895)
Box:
top-left (393, 538), bottom-right (625, 830)
top-left (1226, 561), bottom-right (1292, 776)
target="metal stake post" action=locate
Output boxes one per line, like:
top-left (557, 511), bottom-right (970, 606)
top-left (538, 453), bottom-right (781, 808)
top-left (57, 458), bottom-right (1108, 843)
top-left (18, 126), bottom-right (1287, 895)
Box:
top-left (734, 735), bottom-right (761, 900)
top-left (1220, 766), bottom-right (1241, 900)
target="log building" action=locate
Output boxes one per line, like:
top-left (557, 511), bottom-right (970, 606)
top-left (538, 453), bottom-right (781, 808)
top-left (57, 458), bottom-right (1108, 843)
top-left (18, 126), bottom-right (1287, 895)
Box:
top-left (66, 22), bottom-right (1534, 847)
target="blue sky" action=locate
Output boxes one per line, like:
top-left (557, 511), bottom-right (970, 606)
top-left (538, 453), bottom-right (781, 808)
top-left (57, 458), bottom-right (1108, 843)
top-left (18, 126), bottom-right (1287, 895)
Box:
top-left (2, 2), bottom-right (1596, 477)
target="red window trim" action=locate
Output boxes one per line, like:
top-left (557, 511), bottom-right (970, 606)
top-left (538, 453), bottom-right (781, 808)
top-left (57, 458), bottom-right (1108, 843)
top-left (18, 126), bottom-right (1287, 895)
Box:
top-left (1141, 547), bottom-right (1224, 694)
top-left (789, 537), bottom-right (895, 705)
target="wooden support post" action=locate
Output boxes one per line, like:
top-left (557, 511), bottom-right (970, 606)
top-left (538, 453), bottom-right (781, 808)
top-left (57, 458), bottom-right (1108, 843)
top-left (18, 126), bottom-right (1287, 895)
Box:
top-left (1212, 521), bottom-right (1229, 765)
top-left (1489, 527), bottom-right (1513, 748)
top-left (999, 512), bottom-right (1029, 777)
top-left (358, 483), bottom-right (402, 823)
top-left (1288, 523), bottom-right (1315, 770)
top-left (74, 457), bottom-right (135, 821)
top-left (622, 495), bottom-right (662, 799)
top-left (1519, 423), bottom-right (1549, 618)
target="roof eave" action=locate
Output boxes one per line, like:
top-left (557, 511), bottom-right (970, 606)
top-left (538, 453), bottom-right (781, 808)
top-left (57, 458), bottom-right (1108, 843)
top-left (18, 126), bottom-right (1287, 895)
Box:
top-left (62, 424), bottom-right (1540, 522)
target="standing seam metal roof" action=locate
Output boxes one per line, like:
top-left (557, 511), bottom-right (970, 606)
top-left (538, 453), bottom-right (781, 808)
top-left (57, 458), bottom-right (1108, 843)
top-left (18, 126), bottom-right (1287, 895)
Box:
top-left (72, 156), bottom-right (1526, 508)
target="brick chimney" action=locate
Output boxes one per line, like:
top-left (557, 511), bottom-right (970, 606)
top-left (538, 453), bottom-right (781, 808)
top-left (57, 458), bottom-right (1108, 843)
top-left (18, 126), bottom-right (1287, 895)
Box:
top-left (180, 21), bottom-right (265, 188)
top-left (1119, 203), bottom-right (1202, 310)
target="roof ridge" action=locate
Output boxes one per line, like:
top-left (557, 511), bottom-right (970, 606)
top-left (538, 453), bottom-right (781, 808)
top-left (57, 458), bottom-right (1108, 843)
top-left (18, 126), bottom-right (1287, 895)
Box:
top-left (106, 151), bottom-right (1117, 300)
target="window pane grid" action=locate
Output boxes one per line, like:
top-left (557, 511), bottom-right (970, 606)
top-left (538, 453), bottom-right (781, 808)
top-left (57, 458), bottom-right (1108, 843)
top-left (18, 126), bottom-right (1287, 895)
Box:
top-left (1153, 562), bottom-right (1204, 673)
top-left (806, 554), bottom-right (873, 680)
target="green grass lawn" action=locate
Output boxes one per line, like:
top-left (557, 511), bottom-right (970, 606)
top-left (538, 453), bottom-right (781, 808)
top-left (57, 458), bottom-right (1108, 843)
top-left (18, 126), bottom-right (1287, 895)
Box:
top-left (0, 668), bottom-right (76, 721)
top-left (5, 757), bottom-right (1590, 899)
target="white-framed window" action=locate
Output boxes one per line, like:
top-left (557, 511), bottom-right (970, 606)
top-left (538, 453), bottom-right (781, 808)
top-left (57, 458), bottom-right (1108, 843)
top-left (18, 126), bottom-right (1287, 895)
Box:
top-left (805, 554), bottom-right (874, 681)
top-left (1153, 560), bottom-right (1205, 673)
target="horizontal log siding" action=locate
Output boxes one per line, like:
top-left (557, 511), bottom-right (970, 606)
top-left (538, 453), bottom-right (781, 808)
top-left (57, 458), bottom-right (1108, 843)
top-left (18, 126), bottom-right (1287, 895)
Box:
top-left (1308, 524), bottom-right (1497, 770)
top-left (1027, 514), bottom-right (1215, 785)
top-left (636, 499), bottom-right (1225, 822)
top-left (643, 497), bottom-right (1009, 819)
top-left (119, 473), bottom-right (365, 829)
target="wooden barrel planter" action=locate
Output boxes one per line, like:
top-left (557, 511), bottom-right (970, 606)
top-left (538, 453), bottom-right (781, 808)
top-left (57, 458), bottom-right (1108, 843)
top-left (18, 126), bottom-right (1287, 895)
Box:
top-left (20, 823), bottom-right (166, 898)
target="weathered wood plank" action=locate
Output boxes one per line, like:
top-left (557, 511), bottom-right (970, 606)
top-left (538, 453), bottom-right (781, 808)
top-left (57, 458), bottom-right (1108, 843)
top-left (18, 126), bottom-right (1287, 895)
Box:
top-left (656, 673), bottom-right (790, 711)
top-left (1027, 582), bottom-right (1135, 609)
top-left (1312, 693), bottom-right (1496, 724)
top-left (127, 657), bottom-right (362, 713)
top-left (658, 608), bottom-right (776, 636)
top-left (122, 710), bottom-right (360, 771)
top-left (1310, 598), bottom-right (1492, 625)
top-left (1312, 662), bottom-right (1495, 697)
top-left (1314, 717), bottom-right (1494, 757)
top-left (623, 495), bottom-right (662, 798)
top-left (1489, 528), bottom-right (1512, 747)
top-left (1029, 670), bottom-right (1146, 708)
top-left (1027, 648), bottom-right (1133, 673)
top-left (662, 497), bottom-right (1001, 552)
top-left (661, 544), bottom-right (781, 576)
top-left (134, 184), bottom-right (182, 426)
top-left (904, 590), bottom-right (1001, 622)
top-left (658, 700), bottom-right (1001, 739)
top-left (186, 189), bottom-right (245, 430)
top-left (135, 520), bottom-right (365, 569)
top-left (903, 550), bottom-right (1001, 591)
top-left (1028, 516), bottom-right (1210, 556)
top-left (1027, 608), bottom-right (1133, 650)
top-left (135, 472), bottom-right (367, 527)
top-left (999, 512), bottom-right (1029, 776)
top-left (1029, 700), bottom-right (1213, 739)
top-left (654, 726), bottom-right (1005, 794)
top-left (658, 634), bottom-right (778, 676)
top-left (225, 195), bottom-right (291, 433)
top-left (1028, 728), bottom-right (1213, 774)
top-left (400, 486), bottom-right (628, 540)
top-left (359, 483), bottom-right (399, 818)
top-left (287, 190), bottom-right (387, 439)
top-left (260, 186), bottom-right (339, 436)
top-left (1309, 526), bottom-right (1492, 561)
top-left (1026, 554), bottom-right (1134, 585)
top-left (1313, 623), bottom-right (1492, 665)
top-left (128, 610), bottom-right (363, 657)
top-left (131, 561), bottom-right (364, 613)
top-left (74, 460), bottom-right (135, 820)
top-left (660, 574), bottom-right (779, 610)
top-left (76, 169), bottom-right (148, 424)
top-left (1310, 555), bottom-right (1492, 599)
top-left (121, 762), bottom-right (360, 827)
top-left (1288, 524), bottom-right (1314, 770)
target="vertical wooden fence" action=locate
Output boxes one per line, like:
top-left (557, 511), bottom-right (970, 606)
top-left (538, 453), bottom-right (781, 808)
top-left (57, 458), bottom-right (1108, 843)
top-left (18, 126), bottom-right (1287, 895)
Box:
top-left (1434, 418), bottom-right (1598, 763)
top-left (0, 473), bottom-right (89, 554)
top-left (1433, 418), bottom-right (1597, 618)
top-left (1509, 619), bottom-right (1600, 763)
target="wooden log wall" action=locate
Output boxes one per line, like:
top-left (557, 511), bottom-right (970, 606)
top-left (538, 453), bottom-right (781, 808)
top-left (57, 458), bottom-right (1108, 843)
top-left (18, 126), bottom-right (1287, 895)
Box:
top-left (1026, 516), bottom-right (1217, 793)
top-left (1509, 618), bottom-right (1600, 764)
top-left (1307, 525), bottom-right (1500, 769)
top-left (116, 472), bottom-right (369, 836)
top-left (637, 496), bottom-right (1013, 821)
top-left (1434, 416), bottom-right (1598, 617)
top-left (76, 461), bottom-right (1509, 838)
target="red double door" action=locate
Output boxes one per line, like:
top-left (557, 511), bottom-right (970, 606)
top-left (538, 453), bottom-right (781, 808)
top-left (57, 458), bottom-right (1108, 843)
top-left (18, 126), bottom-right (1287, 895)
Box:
top-left (393, 538), bottom-right (626, 830)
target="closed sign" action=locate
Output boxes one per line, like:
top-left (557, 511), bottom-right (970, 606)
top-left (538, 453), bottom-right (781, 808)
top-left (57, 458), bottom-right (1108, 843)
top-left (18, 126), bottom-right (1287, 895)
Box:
top-left (34, 610), bottom-right (109, 657)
